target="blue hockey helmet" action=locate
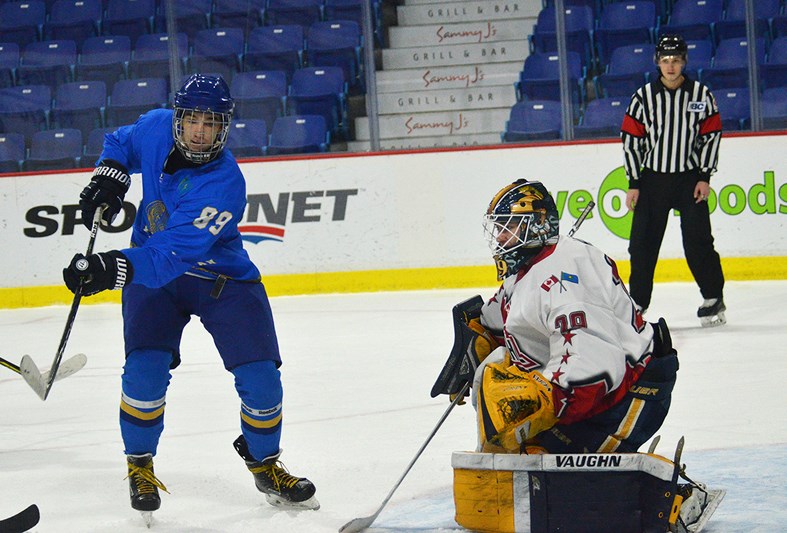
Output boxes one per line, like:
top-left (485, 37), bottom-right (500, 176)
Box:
top-left (172, 74), bottom-right (235, 163)
top-left (483, 179), bottom-right (560, 280)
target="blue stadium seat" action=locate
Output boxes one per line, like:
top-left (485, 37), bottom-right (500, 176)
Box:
top-left (17, 40), bottom-right (76, 89)
top-left (154, 0), bottom-right (211, 41)
top-left (45, 0), bottom-right (102, 47)
top-left (106, 77), bottom-right (167, 126)
top-left (594, 43), bottom-right (655, 98)
top-left (595, 1), bottom-right (656, 66)
top-left (50, 80), bottom-right (106, 139)
top-left (700, 37), bottom-right (765, 91)
top-left (0, 85), bottom-right (51, 143)
top-left (774, 16), bottom-right (787, 40)
top-left (104, 0), bottom-right (157, 45)
top-left (266, 0), bottom-right (323, 28)
top-left (24, 128), bottom-right (82, 170)
top-left (228, 118), bottom-right (267, 158)
top-left (286, 66), bottom-right (348, 139)
top-left (530, 5), bottom-right (595, 71)
top-left (306, 21), bottom-right (363, 92)
top-left (659, 0), bottom-right (723, 42)
top-left (0, 132), bottom-right (25, 173)
top-left (130, 33), bottom-right (188, 83)
top-left (761, 87), bottom-right (787, 130)
top-left (714, 87), bottom-right (749, 130)
top-left (574, 96), bottom-right (627, 138)
top-left (231, 70), bottom-right (287, 127)
top-left (192, 28), bottom-right (245, 82)
top-left (83, 126), bottom-right (117, 166)
top-left (0, 1), bottom-right (46, 48)
top-left (267, 114), bottom-right (329, 155)
top-left (212, 0), bottom-right (264, 34)
top-left (0, 43), bottom-right (19, 89)
top-left (517, 51), bottom-right (584, 108)
top-left (713, 0), bottom-right (777, 45)
top-left (324, 0), bottom-right (382, 45)
top-left (244, 25), bottom-right (304, 83)
top-left (77, 36), bottom-right (131, 92)
top-left (760, 36), bottom-right (787, 90)
top-left (683, 39), bottom-right (713, 79)
top-left (503, 100), bottom-right (562, 142)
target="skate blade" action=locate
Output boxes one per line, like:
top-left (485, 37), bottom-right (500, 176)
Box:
top-left (686, 489), bottom-right (726, 532)
top-left (264, 493), bottom-right (320, 510)
top-left (140, 511), bottom-right (154, 528)
top-left (700, 312), bottom-right (726, 328)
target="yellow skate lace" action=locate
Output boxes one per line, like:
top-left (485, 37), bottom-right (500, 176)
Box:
top-left (250, 461), bottom-right (300, 490)
top-left (126, 461), bottom-right (170, 495)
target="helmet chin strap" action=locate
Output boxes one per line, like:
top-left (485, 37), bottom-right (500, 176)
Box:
top-left (495, 247), bottom-right (544, 280)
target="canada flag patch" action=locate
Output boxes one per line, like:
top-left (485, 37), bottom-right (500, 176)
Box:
top-left (541, 275), bottom-right (559, 291)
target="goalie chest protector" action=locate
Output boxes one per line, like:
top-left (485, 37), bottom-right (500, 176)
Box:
top-left (452, 451), bottom-right (682, 532)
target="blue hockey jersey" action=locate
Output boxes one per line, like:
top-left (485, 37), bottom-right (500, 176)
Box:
top-left (99, 108), bottom-right (260, 288)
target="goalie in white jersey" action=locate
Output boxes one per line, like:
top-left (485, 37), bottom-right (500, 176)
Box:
top-left (469, 179), bottom-right (679, 455)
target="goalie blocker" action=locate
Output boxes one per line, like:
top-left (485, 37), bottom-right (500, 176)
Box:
top-left (452, 439), bottom-right (725, 533)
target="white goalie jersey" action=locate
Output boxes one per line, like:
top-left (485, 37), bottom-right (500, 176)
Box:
top-left (479, 236), bottom-right (655, 424)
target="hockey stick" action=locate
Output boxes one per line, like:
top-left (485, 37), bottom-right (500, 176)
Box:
top-left (1, 354), bottom-right (87, 384)
top-left (19, 207), bottom-right (103, 401)
top-left (567, 200), bottom-right (595, 238)
top-left (339, 381), bottom-right (470, 533)
top-left (0, 504), bottom-right (40, 532)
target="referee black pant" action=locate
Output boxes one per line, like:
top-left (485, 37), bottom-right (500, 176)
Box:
top-left (628, 168), bottom-right (725, 310)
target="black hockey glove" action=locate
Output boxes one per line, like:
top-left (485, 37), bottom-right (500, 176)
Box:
top-left (80, 159), bottom-right (131, 229)
top-left (63, 251), bottom-right (134, 296)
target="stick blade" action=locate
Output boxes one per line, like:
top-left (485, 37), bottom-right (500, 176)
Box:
top-left (19, 354), bottom-right (87, 400)
top-left (19, 355), bottom-right (47, 400)
top-left (0, 503), bottom-right (40, 532)
top-left (338, 515), bottom-right (376, 533)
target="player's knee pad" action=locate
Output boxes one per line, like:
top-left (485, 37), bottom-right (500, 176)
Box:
top-left (232, 360), bottom-right (283, 459)
top-left (122, 348), bottom-right (172, 401)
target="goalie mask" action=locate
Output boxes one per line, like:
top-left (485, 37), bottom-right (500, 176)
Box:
top-left (172, 74), bottom-right (234, 164)
top-left (484, 179), bottom-right (559, 280)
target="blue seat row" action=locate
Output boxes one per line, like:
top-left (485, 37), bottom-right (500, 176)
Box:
top-left (0, 20), bottom-right (366, 93)
top-left (0, 113), bottom-right (330, 172)
top-left (0, 0), bottom-right (381, 48)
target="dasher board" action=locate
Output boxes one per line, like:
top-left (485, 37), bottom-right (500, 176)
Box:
top-left (376, 62), bottom-right (521, 93)
top-left (389, 19), bottom-right (536, 49)
top-left (376, 84), bottom-right (517, 114)
top-left (397, 0), bottom-right (539, 26)
top-left (355, 108), bottom-right (510, 140)
top-left (347, 132), bottom-right (503, 151)
top-left (382, 40), bottom-right (529, 69)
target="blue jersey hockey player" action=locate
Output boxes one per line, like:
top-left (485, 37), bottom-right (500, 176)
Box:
top-left (62, 74), bottom-right (318, 521)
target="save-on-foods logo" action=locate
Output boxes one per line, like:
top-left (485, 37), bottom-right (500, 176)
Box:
top-left (22, 189), bottom-right (359, 240)
top-left (553, 168), bottom-right (785, 239)
top-left (239, 189), bottom-right (358, 244)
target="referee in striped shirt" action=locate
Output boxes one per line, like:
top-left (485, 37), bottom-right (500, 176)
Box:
top-left (621, 34), bottom-right (726, 327)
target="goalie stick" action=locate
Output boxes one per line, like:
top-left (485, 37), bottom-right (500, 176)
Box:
top-left (20, 207), bottom-right (103, 401)
top-left (567, 200), bottom-right (595, 238)
top-left (0, 504), bottom-right (40, 532)
top-left (339, 381), bottom-right (470, 533)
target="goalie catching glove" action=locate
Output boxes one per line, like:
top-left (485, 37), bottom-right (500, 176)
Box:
top-left (475, 347), bottom-right (558, 453)
top-left (80, 159), bottom-right (131, 229)
top-left (63, 251), bottom-right (133, 296)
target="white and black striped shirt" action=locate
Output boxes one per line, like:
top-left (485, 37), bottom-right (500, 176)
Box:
top-left (620, 76), bottom-right (722, 187)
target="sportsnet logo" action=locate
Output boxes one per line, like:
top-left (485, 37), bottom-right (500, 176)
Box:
top-left (239, 189), bottom-right (358, 245)
top-left (238, 224), bottom-right (285, 244)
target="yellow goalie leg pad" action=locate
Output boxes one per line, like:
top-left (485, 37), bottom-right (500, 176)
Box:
top-left (454, 467), bottom-right (515, 533)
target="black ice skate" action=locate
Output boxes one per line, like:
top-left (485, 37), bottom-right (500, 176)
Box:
top-left (697, 298), bottom-right (726, 327)
top-left (233, 435), bottom-right (319, 510)
top-left (126, 453), bottom-right (168, 528)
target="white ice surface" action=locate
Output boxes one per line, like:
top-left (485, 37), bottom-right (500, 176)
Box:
top-left (1, 280), bottom-right (786, 532)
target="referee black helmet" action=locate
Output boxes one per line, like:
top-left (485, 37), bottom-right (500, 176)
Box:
top-left (655, 35), bottom-right (688, 63)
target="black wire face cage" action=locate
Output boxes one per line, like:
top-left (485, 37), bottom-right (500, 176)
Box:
top-left (172, 107), bottom-right (232, 164)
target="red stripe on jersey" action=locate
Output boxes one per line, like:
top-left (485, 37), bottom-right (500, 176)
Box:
top-left (621, 114), bottom-right (646, 138)
top-left (553, 355), bottom-right (651, 424)
top-left (699, 112), bottom-right (722, 135)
